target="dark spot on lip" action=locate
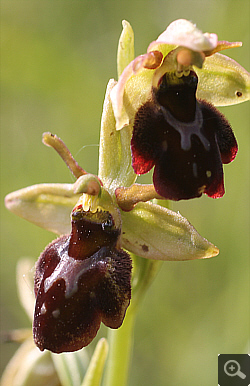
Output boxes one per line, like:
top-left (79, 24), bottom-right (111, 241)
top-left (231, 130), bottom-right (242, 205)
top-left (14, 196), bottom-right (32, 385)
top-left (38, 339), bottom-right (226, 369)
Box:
top-left (141, 244), bottom-right (149, 252)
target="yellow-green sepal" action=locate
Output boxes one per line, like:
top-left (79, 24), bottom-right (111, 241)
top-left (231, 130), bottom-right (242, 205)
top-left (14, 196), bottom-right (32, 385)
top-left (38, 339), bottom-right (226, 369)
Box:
top-left (98, 80), bottom-right (137, 193)
top-left (117, 20), bottom-right (135, 79)
top-left (5, 183), bottom-right (78, 235)
top-left (121, 201), bottom-right (219, 261)
top-left (196, 52), bottom-right (250, 105)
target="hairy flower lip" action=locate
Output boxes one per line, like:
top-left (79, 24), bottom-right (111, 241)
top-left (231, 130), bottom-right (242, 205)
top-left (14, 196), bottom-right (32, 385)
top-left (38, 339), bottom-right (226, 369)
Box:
top-left (131, 68), bottom-right (238, 201)
top-left (33, 234), bottom-right (132, 353)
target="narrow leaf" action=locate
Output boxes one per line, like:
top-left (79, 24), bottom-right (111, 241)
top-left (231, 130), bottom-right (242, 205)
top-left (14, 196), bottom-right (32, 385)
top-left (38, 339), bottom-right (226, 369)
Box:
top-left (81, 338), bottom-right (108, 386)
top-left (52, 349), bottom-right (89, 386)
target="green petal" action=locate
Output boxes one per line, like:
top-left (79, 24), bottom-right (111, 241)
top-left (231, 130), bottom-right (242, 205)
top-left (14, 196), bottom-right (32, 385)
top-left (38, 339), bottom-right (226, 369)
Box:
top-left (121, 202), bottom-right (219, 261)
top-left (5, 183), bottom-right (79, 235)
top-left (117, 20), bottom-right (134, 79)
top-left (81, 338), bottom-right (108, 386)
top-left (98, 80), bottom-right (136, 192)
top-left (196, 52), bottom-right (250, 105)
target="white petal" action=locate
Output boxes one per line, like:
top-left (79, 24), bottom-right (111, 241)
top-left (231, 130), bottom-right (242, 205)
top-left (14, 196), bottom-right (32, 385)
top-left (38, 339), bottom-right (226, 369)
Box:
top-left (111, 52), bottom-right (162, 131)
top-left (148, 19), bottom-right (218, 53)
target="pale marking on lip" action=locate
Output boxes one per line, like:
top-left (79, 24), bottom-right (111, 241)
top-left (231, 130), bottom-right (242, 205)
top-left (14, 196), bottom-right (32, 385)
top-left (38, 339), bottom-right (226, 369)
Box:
top-left (52, 309), bottom-right (60, 318)
top-left (40, 303), bottom-right (47, 315)
top-left (44, 240), bottom-right (107, 299)
top-left (193, 162), bottom-right (198, 177)
top-left (162, 140), bottom-right (168, 151)
top-left (161, 103), bottom-right (211, 151)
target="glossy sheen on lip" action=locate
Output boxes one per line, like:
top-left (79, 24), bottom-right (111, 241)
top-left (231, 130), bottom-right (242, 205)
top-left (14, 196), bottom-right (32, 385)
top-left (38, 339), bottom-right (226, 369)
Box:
top-left (33, 207), bottom-right (132, 353)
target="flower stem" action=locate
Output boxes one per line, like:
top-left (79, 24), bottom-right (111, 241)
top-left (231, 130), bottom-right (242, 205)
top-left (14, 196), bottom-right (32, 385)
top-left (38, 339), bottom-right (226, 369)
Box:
top-left (102, 306), bottom-right (135, 386)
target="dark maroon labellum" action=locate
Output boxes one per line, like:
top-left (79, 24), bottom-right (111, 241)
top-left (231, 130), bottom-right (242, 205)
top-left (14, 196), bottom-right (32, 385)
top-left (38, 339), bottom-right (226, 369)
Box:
top-left (33, 208), bottom-right (132, 353)
top-left (131, 71), bottom-right (238, 200)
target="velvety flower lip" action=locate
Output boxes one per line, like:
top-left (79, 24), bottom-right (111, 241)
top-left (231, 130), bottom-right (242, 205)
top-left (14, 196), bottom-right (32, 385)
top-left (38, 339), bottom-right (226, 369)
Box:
top-left (33, 201), bottom-right (132, 353)
top-left (131, 70), bottom-right (238, 200)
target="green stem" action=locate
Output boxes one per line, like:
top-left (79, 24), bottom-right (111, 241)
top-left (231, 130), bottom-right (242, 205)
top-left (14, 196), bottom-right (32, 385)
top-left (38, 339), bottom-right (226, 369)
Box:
top-left (102, 201), bottom-right (169, 386)
top-left (102, 306), bottom-right (135, 386)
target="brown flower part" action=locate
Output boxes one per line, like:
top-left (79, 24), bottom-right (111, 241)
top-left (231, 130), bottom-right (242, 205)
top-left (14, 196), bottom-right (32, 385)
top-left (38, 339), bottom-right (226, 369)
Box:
top-left (131, 71), bottom-right (238, 200)
top-left (33, 206), bottom-right (132, 353)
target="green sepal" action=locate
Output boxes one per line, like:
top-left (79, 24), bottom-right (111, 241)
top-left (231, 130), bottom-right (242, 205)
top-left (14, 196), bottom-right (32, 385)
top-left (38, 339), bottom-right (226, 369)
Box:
top-left (196, 52), bottom-right (250, 105)
top-left (5, 183), bottom-right (79, 235)
top-left (121, 201), bottom-right (219, 261)
top-left (98, 79), bottom-right (136, 193)
top-left (117, 20), bottom-right (135, 79)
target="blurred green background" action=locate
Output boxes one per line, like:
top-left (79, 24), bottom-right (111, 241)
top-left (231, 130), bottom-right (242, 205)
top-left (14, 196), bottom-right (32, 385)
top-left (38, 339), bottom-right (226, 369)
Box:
top-left (1, 0), bottom-right (249, 385)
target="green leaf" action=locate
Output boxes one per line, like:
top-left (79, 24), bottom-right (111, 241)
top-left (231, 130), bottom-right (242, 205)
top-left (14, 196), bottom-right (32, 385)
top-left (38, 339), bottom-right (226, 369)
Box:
top-left (5, 183), bottom-right (79, 235)
top-left (196, 52), bottom-right (250, 106)
top-left (52, 349), bottom-right (89, 386)
top-left (81, 338), bottom-right (108, 386)
top-left (121, 202), bottom-right (219, 260)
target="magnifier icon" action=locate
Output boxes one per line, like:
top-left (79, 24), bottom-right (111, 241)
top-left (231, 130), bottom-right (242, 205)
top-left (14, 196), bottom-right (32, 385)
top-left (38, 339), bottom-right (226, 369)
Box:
top-left (224, 360), bottom-right (246, 379)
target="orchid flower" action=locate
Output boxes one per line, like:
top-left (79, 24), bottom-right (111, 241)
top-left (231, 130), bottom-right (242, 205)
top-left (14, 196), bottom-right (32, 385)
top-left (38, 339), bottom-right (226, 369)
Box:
top-left (111, 19), bottom-right (249, 200)
top-left (4, 18), bottom-right (249, 386)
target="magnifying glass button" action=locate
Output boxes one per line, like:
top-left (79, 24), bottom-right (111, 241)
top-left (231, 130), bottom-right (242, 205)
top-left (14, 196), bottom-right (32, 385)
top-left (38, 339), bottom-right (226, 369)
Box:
top-left (224, 360), bottom-right (246, 379)
top-left (236, 369), bottom-right (246, 379)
